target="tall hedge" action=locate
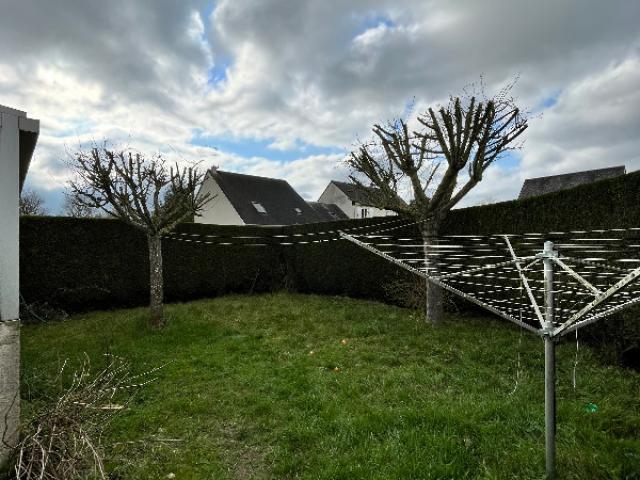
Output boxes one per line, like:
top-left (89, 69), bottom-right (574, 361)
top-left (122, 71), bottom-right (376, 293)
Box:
top-left (19, 170), bottom-right (640, 318)
top-left (21, 217), bottom-right (148, 311)
top-left (440, 170), bottom-right (640, 367)
top-left (19, 216), bottom-right (406, 312)
top-left (20, 217), bottom-right (286, 311)
top-left (443, 170), bottom-right (640, 234)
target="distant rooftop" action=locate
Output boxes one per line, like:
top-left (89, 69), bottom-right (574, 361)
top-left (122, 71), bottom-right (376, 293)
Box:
top-left (331, 180), bottom-right (383, 205)
top-left (518, 166), bottom-right (626, 200)
top-left (308, 202), bottom-right (349, 221)
top-left (209, 169), bottom-right (323, 225)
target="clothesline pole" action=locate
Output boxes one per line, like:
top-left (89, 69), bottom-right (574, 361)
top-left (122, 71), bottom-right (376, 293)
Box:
top-left (542, 240), bottom-right (556, 480)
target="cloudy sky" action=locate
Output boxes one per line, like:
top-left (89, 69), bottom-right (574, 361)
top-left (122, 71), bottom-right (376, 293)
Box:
top-left (1, 0), bottom-right (639, 213)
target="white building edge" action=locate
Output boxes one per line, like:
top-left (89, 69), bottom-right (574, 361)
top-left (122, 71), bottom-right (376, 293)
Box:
top-left (317, 180), bottom-right (398, 219)
top-left (0, 104), bottom-right (39, 467)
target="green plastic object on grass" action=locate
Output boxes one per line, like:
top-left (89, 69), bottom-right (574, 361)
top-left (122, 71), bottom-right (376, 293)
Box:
top-left (585, 402), bottom-right (598, 413)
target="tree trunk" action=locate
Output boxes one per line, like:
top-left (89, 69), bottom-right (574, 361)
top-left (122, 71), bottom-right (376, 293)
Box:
top-left (148, 234), bottom-right (165, 328)
top-left (422, 220), bottom-right (444, 325)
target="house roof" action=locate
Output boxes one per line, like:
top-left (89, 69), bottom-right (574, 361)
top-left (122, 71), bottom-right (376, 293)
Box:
top-left (307, 202), bottom-right (349, 221)
top-left (331, 180), bottom-right (382, 205)
top-left (518, 166), bottom-right (626, 200)
top-left (209, 169), bottom-right (323, 225)
top-left (329, 180), bottom-right (406, 209)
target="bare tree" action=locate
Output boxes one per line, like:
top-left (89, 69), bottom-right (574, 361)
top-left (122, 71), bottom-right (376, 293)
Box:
top-left (19, 189), bottom-right (47, 216)
top-left (347, 83), bottom-right (528, 325)
top-left (68, 148), bottom-right (211, 328)
top-left (61, 191), bottom-right (100, 218)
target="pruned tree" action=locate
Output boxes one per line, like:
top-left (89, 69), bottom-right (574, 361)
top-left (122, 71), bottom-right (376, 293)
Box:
top-left (61, 191), bottom-right (100, 218)
top-left (68, 148), bottom-right (212, 328)
top-left (19, 189), bottom-right (47, 216)
top-left (347, 83), bottom-right (528, 325)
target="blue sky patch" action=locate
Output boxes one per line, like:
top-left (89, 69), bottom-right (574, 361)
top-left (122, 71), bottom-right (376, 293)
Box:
top-left (200, 2), bottom-right (216, 36)
top-left (190, 130), bottom-right (345, 161)
top-left (535, 90), bottom-right (561, 112)
top-left (208, 58), bottom-right (231, 84)
top-left (496, 150), bottom-right (522, 169)
top-left (358, 12), bottom-right (396, 32)
top-left (22, 179), bottom-right (65, 215)
top-left (50, 119), bottom-right (97, 138)
top-left (200, 2), bottom-right (231, 85)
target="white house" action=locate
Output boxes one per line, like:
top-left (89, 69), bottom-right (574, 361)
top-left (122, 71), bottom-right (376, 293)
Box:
top-left (196, 168), bottom-right (346, 226)
top-left (317, 180), bottom-right (400, 219)
top-left (0, 104), bottom-right (39, 467)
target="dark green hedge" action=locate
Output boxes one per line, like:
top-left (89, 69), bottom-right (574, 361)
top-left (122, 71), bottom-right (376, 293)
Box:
top-left (443, 170), bottom-right (640, 234)
top-left (19, 170), bottom-right (640, 364)
top-left (19, 216), bottom-right (407, 312)
top-left (441, 170), bottom-right (640, 367)
top-left (20, 171), bottom-right (640, 313)
top-left (21, 217), bottom-right (148, 311)
top-left (290, 238), bottom-right (413, 300)
top-left (20, 217), bottom-right (286, 312)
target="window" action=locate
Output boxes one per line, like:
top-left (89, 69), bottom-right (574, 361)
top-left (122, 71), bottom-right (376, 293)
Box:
top-left (294, 207), bottom-right (302, 215)
top-left (361, 208), bottom-right (368, 218)
top-left (252, 201), bottom-right (267, 214)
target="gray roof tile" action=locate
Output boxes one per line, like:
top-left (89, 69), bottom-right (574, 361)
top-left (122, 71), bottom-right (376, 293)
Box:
top-left (518, 166), bottom-right (626, 199)
top-left (307, 202), bottom-right (349, 221)
top-left (331, 180), bottom-right (383, 205)
top-left (212, 170), bottom-right (323, 225)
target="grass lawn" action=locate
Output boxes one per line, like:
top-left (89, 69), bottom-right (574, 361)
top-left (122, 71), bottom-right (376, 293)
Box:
top-left (21, 293), bottom-right (640, 479)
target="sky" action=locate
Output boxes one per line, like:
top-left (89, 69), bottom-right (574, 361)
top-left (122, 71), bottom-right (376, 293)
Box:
top-left (1, 0), bottom-right (639, 214)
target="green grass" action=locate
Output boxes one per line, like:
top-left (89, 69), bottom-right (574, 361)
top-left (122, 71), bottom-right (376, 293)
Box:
top-left (21, 293), bottom-right (640, 479)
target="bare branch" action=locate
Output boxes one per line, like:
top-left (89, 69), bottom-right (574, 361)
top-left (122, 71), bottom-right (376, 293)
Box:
top-left (67, 147), bottom-right (211, 235)
top-left (19, 190), bottom-right (48, 216)
top-left (348, 77), bottom-right (529, 227)
top-left (67, 145), bottom-right (214, 327)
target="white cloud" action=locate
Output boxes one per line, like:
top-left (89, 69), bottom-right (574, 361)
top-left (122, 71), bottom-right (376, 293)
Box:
top-left (458, 54), bottom-right (640, 206)
top-left (1, 0), bottom-right (639, 213)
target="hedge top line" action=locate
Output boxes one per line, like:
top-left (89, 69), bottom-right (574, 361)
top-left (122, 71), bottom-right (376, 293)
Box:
top-left (443, 169), bottom-right (640, 234)
top-left (22, 167), bottom-right (639, 238)
top-left (18, 167), bottom-right (640, 317)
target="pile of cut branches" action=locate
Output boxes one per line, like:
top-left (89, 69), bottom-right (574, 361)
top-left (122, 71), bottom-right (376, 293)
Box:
top-left (12, 355), bottom-right (158, 480)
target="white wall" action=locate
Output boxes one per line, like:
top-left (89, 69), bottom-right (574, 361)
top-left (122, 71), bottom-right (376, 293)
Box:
top-left (318, 182), bottom-right (398, 219)
top-left (0, 111), bottom-right (20, 321)
top-left (318, 183), bottom-right (355, 218)
top-left (353, 204), bottom-right (397, 219)
top-left (195, 172), bottom-right (245, 225)
top-left (0, 107), bottom-right (22, 467)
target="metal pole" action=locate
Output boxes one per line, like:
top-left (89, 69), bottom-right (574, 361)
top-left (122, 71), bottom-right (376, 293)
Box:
top-left (544, 335), bottom-right (556, 478)
top-left (543, 240), bottom-right (556, 479)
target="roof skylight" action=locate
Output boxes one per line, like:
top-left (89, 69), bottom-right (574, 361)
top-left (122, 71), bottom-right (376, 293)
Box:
top-left (252, 201), bottom-right (267, 214)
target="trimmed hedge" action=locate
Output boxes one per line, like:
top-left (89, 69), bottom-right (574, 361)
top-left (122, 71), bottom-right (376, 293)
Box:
top-left (19, 216), bottom-right (409, 312)
top-left (443, 170), bottom-right (640, 234)
top-left (19, 172), bottom-right (640, 365)
top-left (20, 171), bottom-right (640, 313)
top-left (20, 217), bottom-right (286, 312)
top-left (18, 171), bottom-right (640, 366)
top-left (21, 217), bottom-right (148, 312)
